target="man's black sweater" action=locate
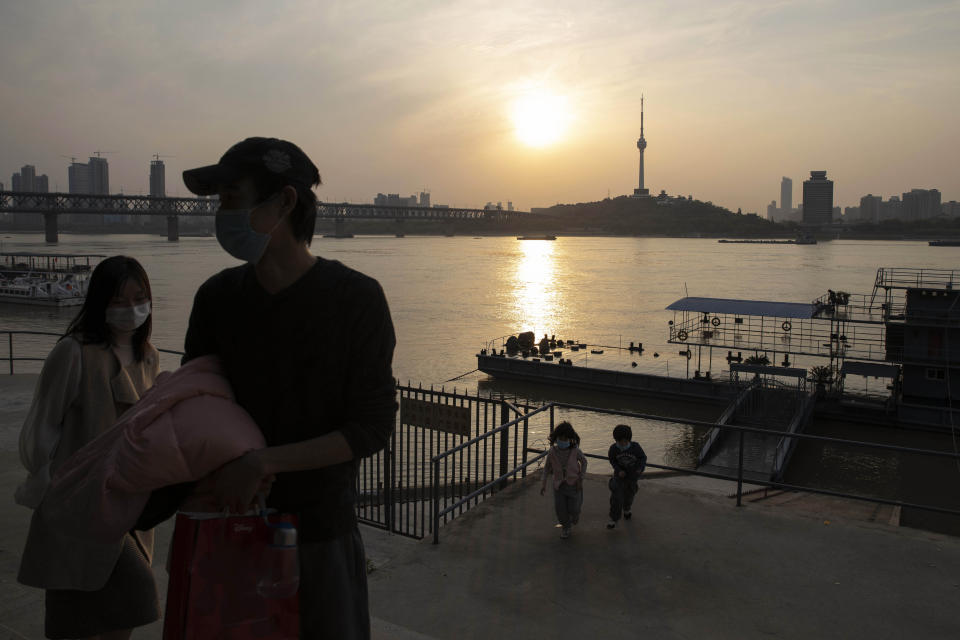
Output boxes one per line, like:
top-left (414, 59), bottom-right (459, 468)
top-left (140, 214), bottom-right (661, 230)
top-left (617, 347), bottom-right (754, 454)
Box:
top-left (183, 257), bottom-right (397, 541)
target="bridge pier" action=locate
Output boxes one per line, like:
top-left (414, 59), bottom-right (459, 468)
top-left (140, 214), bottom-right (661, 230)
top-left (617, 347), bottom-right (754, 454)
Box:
top-left (43, 213), bottom-right (58, 243)
top-left (323, 217), bottom-right (353, 238)
top-left (443, 219), bottom-right (455, 237)
top-left (395, 218), bottom-right (405, 238)
top-left (166, 215), bottom-right (179, 241)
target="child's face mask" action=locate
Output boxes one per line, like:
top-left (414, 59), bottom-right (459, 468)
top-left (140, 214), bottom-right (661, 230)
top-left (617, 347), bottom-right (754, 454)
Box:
top-left (617, 443), bottom-right (630, 452)
top-left (556, 440), bottom-right (571, 450)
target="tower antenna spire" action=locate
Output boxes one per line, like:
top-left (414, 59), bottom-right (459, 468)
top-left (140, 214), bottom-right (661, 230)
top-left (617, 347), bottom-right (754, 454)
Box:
top-left (632, 94), bottom-right (649, 198)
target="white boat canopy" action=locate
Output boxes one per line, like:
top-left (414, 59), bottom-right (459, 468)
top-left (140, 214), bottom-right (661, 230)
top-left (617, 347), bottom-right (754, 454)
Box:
top-left (666, 296), bottom-right (817, 319)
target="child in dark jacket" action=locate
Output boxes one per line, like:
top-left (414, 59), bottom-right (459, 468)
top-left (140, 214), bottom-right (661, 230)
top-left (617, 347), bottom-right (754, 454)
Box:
top-left (540, 422), bottom-right (587, 539)
top-left (606, 424), bottom-right (647, 529)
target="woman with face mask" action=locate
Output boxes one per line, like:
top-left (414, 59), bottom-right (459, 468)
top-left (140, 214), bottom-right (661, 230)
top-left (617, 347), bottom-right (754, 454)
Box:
top-left (16, 255), bottom-right (161, 640)
top-left (539, 421), bottom-right (587, 539)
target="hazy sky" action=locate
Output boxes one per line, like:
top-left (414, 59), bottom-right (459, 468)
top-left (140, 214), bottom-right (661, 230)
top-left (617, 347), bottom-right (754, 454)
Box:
top-left (2, 0), bottom-right (958, 213)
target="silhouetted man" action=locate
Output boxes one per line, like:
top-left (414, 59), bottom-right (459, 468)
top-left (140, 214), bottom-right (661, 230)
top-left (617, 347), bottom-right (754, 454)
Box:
top-left (182, 137), bottom-right (397, 639)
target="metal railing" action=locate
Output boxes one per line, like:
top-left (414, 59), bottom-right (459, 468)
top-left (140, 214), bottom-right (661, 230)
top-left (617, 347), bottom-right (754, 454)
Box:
top-left (876, 267), bottom-right (960, 291)
top-left (428, 400), bottom-right (960, 543)
top-left (356, 384), bottom-right (538, 539)
top-left (5, 330), bottom-right (958, 544)
top-left (2, 330), bottom-right (184, 374)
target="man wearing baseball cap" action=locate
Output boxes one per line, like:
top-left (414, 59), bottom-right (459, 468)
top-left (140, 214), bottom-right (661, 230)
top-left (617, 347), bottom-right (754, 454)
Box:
top-left (181, 137), bottom-right (396, 639)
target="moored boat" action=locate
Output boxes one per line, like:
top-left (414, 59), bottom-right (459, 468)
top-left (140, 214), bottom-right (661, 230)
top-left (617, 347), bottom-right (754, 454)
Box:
top-left (0, 253), bottom-right (104, 307)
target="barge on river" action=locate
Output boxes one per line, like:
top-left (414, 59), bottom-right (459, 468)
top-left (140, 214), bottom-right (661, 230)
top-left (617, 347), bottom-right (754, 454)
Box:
top-left (478, 267), bottom-right (960, 481)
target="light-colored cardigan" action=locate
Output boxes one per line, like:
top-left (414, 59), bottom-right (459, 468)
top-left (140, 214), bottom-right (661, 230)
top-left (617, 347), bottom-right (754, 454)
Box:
top-left (16, 336), bottom-right (159, 590)
top-left (540, 445), bottom-right (587, 491)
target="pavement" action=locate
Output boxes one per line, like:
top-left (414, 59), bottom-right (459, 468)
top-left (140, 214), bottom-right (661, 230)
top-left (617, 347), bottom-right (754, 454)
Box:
top-left (2, 374), bottom-right (960, 639)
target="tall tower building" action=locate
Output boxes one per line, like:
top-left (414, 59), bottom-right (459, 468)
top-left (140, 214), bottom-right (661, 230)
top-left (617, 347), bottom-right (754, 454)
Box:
top-left (68, 161), bottom-right (92, 194)
top-left (150, 158), bottom-right (166, 197)
top-left (19, 165), bottom-right (37, 192)
top-left (35, 174), bottom-right (49, 192)
top-left (860, 194), bottom-right (881, 224)
top-left (802, 170), bottom-right (834, 226)
top-left (88, 156), bottom-right (109, 195)
top-left (902, 188), bottom-right (941, 221)
top-left (780, 177), bottom-right (792, 212)
top-left (633, 96), bottom-right (650, 198)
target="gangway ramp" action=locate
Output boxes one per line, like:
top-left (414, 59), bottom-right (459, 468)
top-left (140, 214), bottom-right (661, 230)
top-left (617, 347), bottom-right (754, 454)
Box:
top-left (698, 365), bottom-right (815, 482)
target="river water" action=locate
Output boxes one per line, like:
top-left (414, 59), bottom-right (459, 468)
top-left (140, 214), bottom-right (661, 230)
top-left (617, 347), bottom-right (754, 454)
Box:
top-left (2, 233), bottom-right (958, 490)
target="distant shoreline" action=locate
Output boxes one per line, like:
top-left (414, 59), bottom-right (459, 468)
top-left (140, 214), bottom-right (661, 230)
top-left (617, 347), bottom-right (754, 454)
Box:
top-left (1, 228), bottom-right (956, 241)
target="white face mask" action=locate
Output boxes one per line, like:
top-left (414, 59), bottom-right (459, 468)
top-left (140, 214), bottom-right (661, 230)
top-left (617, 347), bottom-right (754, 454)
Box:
top-left (105, 301), bottom-right (151, 332)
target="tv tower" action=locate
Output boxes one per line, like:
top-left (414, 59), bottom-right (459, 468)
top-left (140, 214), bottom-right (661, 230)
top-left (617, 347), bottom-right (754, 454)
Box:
top-left (633, 95), bottom-right (650, 197)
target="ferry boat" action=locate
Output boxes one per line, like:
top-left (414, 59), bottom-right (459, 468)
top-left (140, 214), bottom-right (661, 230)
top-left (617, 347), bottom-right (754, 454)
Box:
top-left (0, 253), bottom-right (104, 307)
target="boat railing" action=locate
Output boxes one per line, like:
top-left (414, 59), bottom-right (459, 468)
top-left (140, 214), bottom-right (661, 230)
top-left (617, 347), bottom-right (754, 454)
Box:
top-left (875, 267), bottom-right (959, 291)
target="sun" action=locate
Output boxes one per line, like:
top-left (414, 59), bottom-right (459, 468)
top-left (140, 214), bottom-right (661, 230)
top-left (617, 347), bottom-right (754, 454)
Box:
top-left (510, 91), bottom-right (571, 148)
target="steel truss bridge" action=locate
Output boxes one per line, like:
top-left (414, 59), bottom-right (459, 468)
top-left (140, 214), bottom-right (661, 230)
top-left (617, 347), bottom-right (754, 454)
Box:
top-left (0, 191), bottom-right (524, 220)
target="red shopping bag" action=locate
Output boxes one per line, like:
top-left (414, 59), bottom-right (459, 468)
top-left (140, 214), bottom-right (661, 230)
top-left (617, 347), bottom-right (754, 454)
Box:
top-left (163, 512), bottom-right (299, 640)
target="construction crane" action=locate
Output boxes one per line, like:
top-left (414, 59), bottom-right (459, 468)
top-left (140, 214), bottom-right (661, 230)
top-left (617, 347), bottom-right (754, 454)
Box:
top-left (92, 150), bottom-right (116, 158)
top-left (152, 153), bottom-right (175, 162)
top-left (60, 155), bottom-right (80, 164)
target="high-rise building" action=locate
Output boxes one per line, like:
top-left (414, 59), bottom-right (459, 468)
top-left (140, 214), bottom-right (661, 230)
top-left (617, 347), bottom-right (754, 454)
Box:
top-left (632, 95), bottom-right (649, 198)
top-left (374, 193), bottom-right (418, 207)
top-left (88, 156), bottom-right (109, 195)
top-left (19, 165), bottom-right (36, 191)
top-left (901, 188), bottom-right (941, 221)
top-left (943, 201), bottom-right (960, 218)
top-left (880, 195), bottom-right (901, 221)
top-left (802, 170), bottom-right (834, 226)
top-left (419, 191), bottom-right (430, 208)
top-left (10, 165), bottom-right (48, 192)
top-left (860, 194), bottom-right (881, 224)
top-left (767, 200), bottom-right (778, 221)
top-left (69, 162), bottom-right (92, 194)
top-left (150, 159), bottom-right (166, 197)
top-left (780, 177), bottom-right (792, 212)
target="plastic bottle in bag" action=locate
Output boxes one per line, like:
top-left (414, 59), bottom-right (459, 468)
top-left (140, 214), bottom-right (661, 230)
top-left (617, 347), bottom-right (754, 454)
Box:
top-left (256, 522), bottom-right (299, 599)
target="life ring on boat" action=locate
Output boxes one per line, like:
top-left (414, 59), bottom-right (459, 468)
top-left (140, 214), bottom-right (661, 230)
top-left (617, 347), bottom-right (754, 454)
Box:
top-left (711, 316), bottom-right (721, 327)
top-left (677, 330), bottom-right (688, 342)
top-left (781, 321), bottom-right (792, 332)
top-left (65, 284), bottom-right (71, 290)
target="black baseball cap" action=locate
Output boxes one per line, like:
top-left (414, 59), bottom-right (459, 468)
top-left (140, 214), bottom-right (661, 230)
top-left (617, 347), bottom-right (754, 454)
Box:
top-left (182, 137), bottom-right (321, 196)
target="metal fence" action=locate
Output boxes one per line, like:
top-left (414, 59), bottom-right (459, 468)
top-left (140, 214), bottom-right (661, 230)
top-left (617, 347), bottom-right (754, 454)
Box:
top-left (357, 384), bottom-right (543, 540)
top-left (5, 330), bottom-right (959, 544)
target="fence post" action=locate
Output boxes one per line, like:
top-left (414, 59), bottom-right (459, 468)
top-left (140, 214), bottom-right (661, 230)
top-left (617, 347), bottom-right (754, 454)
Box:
top-left (736, 428), bottom-right (745, 507)
top-left (549, 405), bottom-right (555, 436)
top-left (384, 430), bottom-right (394, 533)
top-left (499, 401), bottom-right (509, 491)
top-left (432, 458), bottom-right (441, 544)
top-left (521, 415), bottom-right (529, 477)
top-left (8, 333), bottom-right (12, 375)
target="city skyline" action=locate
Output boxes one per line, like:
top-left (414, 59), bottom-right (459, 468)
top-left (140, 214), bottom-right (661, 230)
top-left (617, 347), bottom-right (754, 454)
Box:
top-left (1, 1), bottom-right (958, 213)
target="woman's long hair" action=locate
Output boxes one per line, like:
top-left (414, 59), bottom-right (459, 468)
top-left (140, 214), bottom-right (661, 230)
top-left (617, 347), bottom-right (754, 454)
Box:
top-left (64, 255), bottom-right (152, 362)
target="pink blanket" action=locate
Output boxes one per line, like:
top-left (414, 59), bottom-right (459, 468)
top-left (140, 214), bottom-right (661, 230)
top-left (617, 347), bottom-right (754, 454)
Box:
top-left (39, 355), bottom-right (264, 542)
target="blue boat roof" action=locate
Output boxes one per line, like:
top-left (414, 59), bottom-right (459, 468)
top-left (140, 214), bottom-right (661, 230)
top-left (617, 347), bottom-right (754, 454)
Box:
top-left (666, 297), bottom-right (816, 319)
